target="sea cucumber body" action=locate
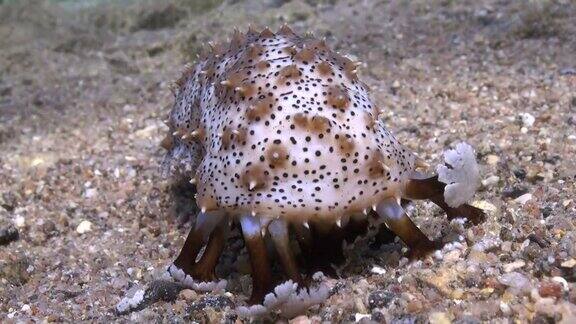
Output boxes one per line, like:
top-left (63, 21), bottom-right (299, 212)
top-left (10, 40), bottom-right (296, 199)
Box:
top-left (164, 28), bottom-right (415, 223)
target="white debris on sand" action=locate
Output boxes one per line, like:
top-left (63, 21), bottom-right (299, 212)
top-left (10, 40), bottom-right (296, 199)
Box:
top-left (116, 264), bottom-right (228, 315)
top-left (116, 288), bottom-right (146, 314)
top-left (514, 193), bottom-right (533, 205)
top-left (236, 273), bottom-right (330, 319)
top-left (498, 272), bottom-right (532, 294)
top-left (371, 265), bottom-right (387, 275)
top-left (76, 220), bottom-right (93, 234)
top-left (471, 235), bottom-right (502, 252)
top-left (519, 112), bottom-right (535, 127)
top-left (165, 264), bottom-right (227, 292)
top-left (437, 142), bottom-right (480, 207)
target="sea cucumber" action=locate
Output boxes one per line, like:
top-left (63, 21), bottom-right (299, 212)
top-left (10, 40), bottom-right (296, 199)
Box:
top-left (159, 25), bottom-right (485, 305)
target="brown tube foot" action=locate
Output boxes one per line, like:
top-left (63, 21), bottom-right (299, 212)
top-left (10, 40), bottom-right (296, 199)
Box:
top-left (172, 211), bottom-right (226, 280)
top-left (375, 197), bottom-right (443, 258)
top-left (430, 194), bottom-right (485, 225)
top-left (292, 222), bottom-right (313, 253)
top-left (268, 219), bottom-right (303, 285)
top-left (405, 175), bottom-right (485, 225)
top-left (404, 175), bottom-right (445, 199)
top-left (240, 214), bottom-right (273, 304)
top-left (173, 227), bottom-right (206, 275)
top-left (191, 222), bottom-right (228, 282)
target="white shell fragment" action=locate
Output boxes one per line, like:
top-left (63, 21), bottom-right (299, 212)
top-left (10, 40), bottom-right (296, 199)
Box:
top-left (236, 277), bottom-right (329, 318)
top-left (436, 142), bottom-right (480, 208)
top-left (116, 288), bottom-right (145, 314)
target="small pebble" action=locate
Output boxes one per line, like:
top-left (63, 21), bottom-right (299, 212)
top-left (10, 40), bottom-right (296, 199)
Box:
top-left (76, 220), bottom-right (93, 234)
top-left (190, 295), bottom-right (233, 312)
top-left (513, 193), bottom-right (532, 205)
top-left (519, 112), bottom-right (535, 127)
top-left (486, 155), bottom-right (500, 165)
top-left (41, 220), bottom-right (58, 237)
top-left (501, 241), bottom-right (512, 252)
top-left (406, 299), bottom-right (423, 312)
top-left (444, 250), bottom-right (461, 262)
top-left (538, 281), bottom-right (562, 298)
top-left (290, 315), bottom-right (312, 324)
top-left (498, 272), bottom-right (531, 293)
top-left (429, 312), bottom-right (451, 324)
top-left (451, 289), bottom-right (464, 300)
top-left (0, 224), bottom-right (19, 245)
top-left (501, 186), bottom-right (529, 199)
top-left (513, 168), bottom-right (527, 179)
top-left (559, 67), bottom-right (576, 75)
top-left (178, 289), bottom-right (197, 301)
top-left (354, 313), bottom-right (371, 322)
top-left (474, 200), bottom-right (497, 212)
top-left (0, 192), bottom-right (17, 211)
top-left (368, 290), bottom-right (394, 309)
top-left (84, 188), bottom-right (98, 198)
top-left (560, 259), bottom-right (576, 268)
top-left (481, 175), bottom-right (499, 187)
top-left (14, 215), bottom-right (26, 228)
top-left (503, 260), bottom-right (525, 272)
top-left (499, 301), bottom-right (511, 315)
top-left (21, 304), bottom-right (32, 315)
top-left (371, 311), bottom-right (386, 323)
top-left (355, 297), bottom-right (367, 314)
top-left (1, 257), bottom-right (31, 285)
top-left (472, 235), bottom-right (501, 252)
top-left (540, 206), bottom-right (553, 218)
top-left (551, 276), bottom-right (569, 291)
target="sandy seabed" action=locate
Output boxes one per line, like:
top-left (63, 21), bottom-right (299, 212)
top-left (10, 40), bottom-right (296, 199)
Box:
top-left (0, 0), bottom-right (575, 322)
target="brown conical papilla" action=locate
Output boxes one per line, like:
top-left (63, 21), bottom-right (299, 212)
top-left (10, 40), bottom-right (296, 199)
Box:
top-left (229, 28), bottom-right (245, 51)
top-left (232, 128), bottom-right (247, 144)
top-left (336, 133), bottom-right (355, 154)
top-left (317, 61), bottom-right (333, 75)
top-left (265, 143), bottom-right (289, 168)
top-left (278, 24), bottom-right (296, 36)
top-left (283, 45), bottom-right (298, 56)
top-left (278, 64), bottom-right (301, 84)
top-left (295, 47), bottom-right (316, 62)
top-left (208, 41), bottom-right (225, 58)
top-left (241, 165), bottom-right (268, 191)
top-left (256, 60), bottom-right (270, 71)
top-left (247, 43), bottom-right (264, 59)
top-left (246, 96), bottom-right (274, 121)
top-left (160, 135), bottom-right (174, 150)
top-left (327, 85), bottom-right (350, 109)
top-left (259, 27), bottom-right (275, 38)
top-left (309, 115), bottom-right (331, 133)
